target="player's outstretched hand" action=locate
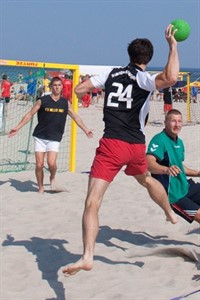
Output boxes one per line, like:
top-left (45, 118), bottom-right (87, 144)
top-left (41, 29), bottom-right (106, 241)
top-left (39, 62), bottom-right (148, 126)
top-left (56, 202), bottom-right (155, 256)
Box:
top-left (8, 128), bottom-right (18, 138)
top-left (85, 128), bottom-right (94, 138)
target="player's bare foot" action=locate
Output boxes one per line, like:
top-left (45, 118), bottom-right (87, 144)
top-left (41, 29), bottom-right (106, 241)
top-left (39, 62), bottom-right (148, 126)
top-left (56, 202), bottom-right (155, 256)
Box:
top-left (62, 258), bottom-right (93, 276)
top-left (166, 210), bottom-right (178, 224)
top-left (50, 177), bottom-right (69, 192)
top-left (50, 177), bottom-right (56, 190)
top-left (50, 179), bottom-right (61, 191)
top-left (38, 187), bottom-right (44, 194)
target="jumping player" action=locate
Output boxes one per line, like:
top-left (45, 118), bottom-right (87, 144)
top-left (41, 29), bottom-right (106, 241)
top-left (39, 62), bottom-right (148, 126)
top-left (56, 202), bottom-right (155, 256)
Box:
top-left (63, 24), bottom-right (179, 276)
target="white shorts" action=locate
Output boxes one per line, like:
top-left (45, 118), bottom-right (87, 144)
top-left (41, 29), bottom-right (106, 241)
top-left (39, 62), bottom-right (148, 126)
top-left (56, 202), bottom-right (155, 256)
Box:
top-left (34, 137), bottom-right (60, 152)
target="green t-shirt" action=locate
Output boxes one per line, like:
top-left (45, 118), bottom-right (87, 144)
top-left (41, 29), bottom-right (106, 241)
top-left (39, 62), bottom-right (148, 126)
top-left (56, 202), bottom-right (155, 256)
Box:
top-left (147, 130), bottom-right (189, 204)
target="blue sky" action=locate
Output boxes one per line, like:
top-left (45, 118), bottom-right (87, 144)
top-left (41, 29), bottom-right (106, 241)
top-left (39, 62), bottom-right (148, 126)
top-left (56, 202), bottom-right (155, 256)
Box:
top-left (1, 0), bottom-right (200, 69)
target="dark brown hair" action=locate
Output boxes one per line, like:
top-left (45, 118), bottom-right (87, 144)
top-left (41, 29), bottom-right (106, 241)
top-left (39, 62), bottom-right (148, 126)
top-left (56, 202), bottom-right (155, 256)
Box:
top-left (127, 38), bottom-right (154, 65)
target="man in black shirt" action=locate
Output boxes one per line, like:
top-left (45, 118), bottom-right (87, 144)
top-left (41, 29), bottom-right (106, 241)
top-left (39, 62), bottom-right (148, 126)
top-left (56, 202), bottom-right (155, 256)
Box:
top-left (8, 77), bottom-right (93, 193)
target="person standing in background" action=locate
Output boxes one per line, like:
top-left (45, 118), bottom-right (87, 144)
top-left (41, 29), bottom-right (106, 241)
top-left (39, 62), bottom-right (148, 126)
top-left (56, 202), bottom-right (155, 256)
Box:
top-left (91, 87), bottom-right (98, 104)
top-left (42, 74), bottom-right (51, 96)
top-left (62, 73), bottom-right (73, 103)
top-left (163, 86), bottom-right (173, 116)
top-left (1, 74), bottom-right (13, 116)
top-left (80, 74), bottom-right (91, 107)
top-left (191, 84), bottom-right (198, 103)
top-left (97, 87), bottom-right (103, 103)
top-left (26, 70), bottom-right (37, 101)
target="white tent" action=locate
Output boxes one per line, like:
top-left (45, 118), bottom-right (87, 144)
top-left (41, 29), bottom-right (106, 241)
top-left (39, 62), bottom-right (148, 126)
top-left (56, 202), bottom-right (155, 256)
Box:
top-left (79, 65), bottom-right (119, 76)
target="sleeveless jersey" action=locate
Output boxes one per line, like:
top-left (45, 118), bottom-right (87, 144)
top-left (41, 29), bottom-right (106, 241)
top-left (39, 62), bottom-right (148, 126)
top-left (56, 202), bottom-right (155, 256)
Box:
top-left (91, 64), bottom-right (157, 143)
top-left (33, 95), bottom-right (68, 142)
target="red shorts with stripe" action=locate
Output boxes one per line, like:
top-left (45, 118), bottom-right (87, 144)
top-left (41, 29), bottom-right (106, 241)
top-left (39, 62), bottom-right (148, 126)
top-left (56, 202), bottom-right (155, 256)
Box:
top-left (90, 138), bottom-right (147, 182)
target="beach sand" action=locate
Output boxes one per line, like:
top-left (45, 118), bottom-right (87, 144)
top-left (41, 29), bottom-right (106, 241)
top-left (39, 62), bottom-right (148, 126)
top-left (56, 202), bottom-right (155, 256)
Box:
top-left (0, 104), bottom-right (200, 300)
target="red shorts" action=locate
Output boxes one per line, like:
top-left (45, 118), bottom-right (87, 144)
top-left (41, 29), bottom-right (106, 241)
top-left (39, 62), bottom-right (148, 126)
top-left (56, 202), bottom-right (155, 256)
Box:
top-left (90, 138), bottom-right (147, 182)
top-left (82, 94), bottom-right (90, 107)
top-left (164, 104), bottom-right (172, 112)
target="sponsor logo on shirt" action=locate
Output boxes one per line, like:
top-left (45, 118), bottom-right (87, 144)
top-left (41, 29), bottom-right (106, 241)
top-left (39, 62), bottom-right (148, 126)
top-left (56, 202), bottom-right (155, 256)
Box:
top-left (45, 108), bottom-right (64, 113)
top-left (150, 143), bottom-right (159, 152)
top-left (174, 145), bottom-right (180, 148)
top-left (111, 70), bottom-right (136, 80)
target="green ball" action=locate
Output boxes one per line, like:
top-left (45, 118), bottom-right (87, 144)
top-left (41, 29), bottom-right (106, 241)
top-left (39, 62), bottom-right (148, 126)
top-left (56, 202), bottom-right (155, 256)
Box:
top-left (171, 19), bottom-right (191, 42)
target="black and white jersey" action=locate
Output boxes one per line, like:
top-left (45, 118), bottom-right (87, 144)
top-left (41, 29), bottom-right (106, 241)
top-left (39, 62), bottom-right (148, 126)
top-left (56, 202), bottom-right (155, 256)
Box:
top-left (91, 64), bottom-right (157, 144)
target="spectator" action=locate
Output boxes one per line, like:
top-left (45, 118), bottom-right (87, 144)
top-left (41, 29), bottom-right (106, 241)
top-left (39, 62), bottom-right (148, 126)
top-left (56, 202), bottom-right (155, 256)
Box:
top-left (62, 74), bottom-right (73, 103)
top-left (80, 74), bottom-right (91, 108)
top-left (26, 70), bottom-right (37, 101)
top-left (191, 84), bottom-right (198, 103)
top-left (1, 74), bottom-right (13, 116)
top-left (42, 74), bottom-right (51, 96)
top-left (15, 86), bottom-right (27, 102)
top-left (97, 87), bottom-right (103, 103)
top-left (163, 86), bottom-right (173, 116)
top-left (91, 87), bottom-right (98, 104)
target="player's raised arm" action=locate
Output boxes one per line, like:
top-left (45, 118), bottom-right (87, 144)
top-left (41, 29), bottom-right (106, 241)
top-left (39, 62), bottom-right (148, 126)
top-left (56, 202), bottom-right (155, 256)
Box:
top-left (155, 24), bottom-right (179, 90)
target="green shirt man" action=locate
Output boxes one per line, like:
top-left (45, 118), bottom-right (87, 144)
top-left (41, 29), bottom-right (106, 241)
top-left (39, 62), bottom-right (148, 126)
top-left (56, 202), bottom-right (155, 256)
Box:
top-left (146, 130), bottom-right (189, 204)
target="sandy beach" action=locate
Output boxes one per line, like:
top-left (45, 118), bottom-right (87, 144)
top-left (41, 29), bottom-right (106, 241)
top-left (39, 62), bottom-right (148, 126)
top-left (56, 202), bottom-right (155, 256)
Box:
top-left (0, 103), bottom-right (200, 300)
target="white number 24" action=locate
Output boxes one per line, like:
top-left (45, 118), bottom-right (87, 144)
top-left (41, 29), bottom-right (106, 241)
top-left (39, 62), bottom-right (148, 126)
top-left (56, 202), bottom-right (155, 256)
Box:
top-left (107, 83), bottom-right (133, 109)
